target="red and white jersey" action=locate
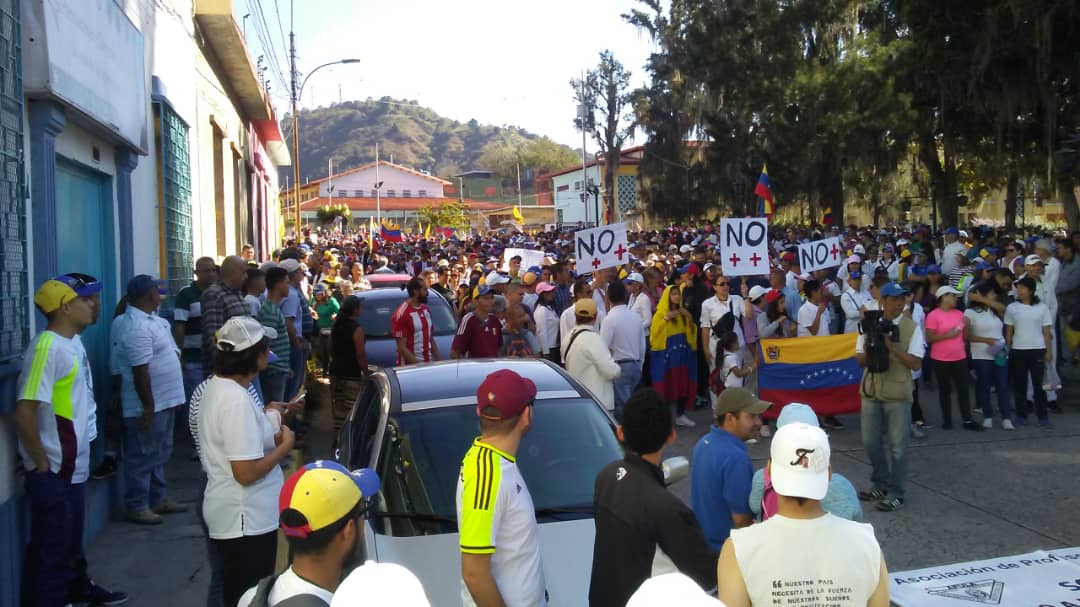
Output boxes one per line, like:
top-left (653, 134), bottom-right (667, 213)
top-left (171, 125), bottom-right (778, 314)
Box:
top-left (392, 302), bottom-right (434, 364)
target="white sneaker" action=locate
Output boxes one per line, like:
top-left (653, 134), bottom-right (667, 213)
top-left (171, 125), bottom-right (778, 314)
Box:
top-left (675, 414), bottom-right (697, 428)
top-left (1002, 419), bottom-right (1015, 431)
top-left (982, 418), bottom-right (993, 430)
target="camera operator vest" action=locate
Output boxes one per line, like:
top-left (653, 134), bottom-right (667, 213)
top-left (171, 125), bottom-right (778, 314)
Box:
top-left (860, 315), bottom-right (916, 402)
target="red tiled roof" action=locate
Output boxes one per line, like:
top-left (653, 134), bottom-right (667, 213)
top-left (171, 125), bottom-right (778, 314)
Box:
top-left (300, 197), bottom-right (505, 212)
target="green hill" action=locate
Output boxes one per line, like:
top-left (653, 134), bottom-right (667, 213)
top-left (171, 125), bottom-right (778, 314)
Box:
top-left (281, 97), bottom-right (576, 186)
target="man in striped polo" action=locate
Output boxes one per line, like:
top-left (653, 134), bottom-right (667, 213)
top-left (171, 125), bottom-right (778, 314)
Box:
top-left (14, 274), bottom-right (127, 606)
top-left (172, 256), bottom-right (217, 398)
top-left (392, 276), bottom-right (441, 365)
top-left (456, 370), bottom-right (545, 607)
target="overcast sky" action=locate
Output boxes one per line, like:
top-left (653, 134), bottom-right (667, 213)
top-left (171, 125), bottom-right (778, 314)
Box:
top-left (238, 0), bottom-right (655, 147)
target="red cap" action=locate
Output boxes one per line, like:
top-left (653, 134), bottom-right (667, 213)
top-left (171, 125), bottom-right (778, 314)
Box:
top-left (684, 263), bottom-right (702, 276)
top-left (476, 370), bottom-right (537, 420)
top-left (765, 290), bottom-right (783, 304)
top-left (780, 252), bottom-right (795, 262)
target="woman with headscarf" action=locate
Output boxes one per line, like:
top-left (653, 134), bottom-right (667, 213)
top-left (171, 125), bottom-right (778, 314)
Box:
top-left (649, 285), bottom-right (698, 428)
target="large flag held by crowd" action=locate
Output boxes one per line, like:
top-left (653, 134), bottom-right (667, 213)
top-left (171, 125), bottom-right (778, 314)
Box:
top-left (757, 333), bottom-right (862, 418)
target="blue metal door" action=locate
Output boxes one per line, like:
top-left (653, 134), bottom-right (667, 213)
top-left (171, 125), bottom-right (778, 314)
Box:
top-left (55, 158), bottom-right (115, 408)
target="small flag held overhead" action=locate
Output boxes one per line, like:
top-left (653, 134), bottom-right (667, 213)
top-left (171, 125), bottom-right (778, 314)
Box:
top-left (754, 164), bottom-right (774, 219)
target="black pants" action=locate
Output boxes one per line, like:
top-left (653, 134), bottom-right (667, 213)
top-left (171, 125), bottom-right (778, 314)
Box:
top-left (912, 379), bottom-right (926, 424)
top-left (1010, 348), bottom-right (1048, 420)
top-left (213, 531), bottom-right (278, 607)
top-left (933, 359), bottom-right (972, 426)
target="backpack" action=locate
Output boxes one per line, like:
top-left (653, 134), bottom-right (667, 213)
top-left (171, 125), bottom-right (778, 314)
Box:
top-left (711, 299), bottom-right (736, 337)
top-left (708, 367), bottom-right (731, 396)
top-left (246, 573), bottom-right (328, 607)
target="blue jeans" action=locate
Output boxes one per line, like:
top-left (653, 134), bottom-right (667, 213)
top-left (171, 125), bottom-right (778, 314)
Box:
top-left (122, 408), bottom-right (175, 511)
top-left (182, 360), bottom-right (206, 402)
top-left (860, 398), bottom-right (911, 500)
top-left (196, 475), bottom-right (225, 607)
top-left (285, 343), bottom-right (307, 401)
top-left (259, 368), bottom-right (289, 404)
top-left (972, 359), bottom-right (1012, 419)
top-left (22, 472), bottom-right (92, 607)
top-left (613, 360), bottom-right (643, 422)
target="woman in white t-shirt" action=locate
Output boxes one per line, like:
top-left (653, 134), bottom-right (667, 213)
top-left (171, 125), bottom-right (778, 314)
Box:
top-left (1004, 277), bottom-right (1053, 427)
top-left (198, 317), bottom-right (295, 607)
top-left (964, 282), bottom-right (1013, 430)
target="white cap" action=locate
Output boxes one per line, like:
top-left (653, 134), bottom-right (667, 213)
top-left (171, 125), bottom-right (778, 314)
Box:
top-left (485, 271), bottom-right (510, 286)
top-left (897, 238), bottom-right (910, 246)
top-left (624, 272), bottom-right (645, 285)
top-left (280, 258), bottom-right (302, 274)
top-left (626, 573), bottom-right (724, 607)
top-left (748, 285), bottom-right (771, 301)
top-left (853, 244), bottom-right (866, 255)
top-left (1025, 254), bottom-right (1044, 266)
top-left (770, 422), bottom-right (830, 500)
top-left (215, 317), bottom-right (277, 352)
top-left (679, 244), bottom-right (693, 254)
top-left (331, 561), bottom-right (431, 607)
top-left (702, 262), bottom-right (715, 272)
top-left (845, 255), bottom-right (861, 265)
top-left (935, 285), bottom-right (962, 298)
top-left (959, 229), bottom-right (969, 238)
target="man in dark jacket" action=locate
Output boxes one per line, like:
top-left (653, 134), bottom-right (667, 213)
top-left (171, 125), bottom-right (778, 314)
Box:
top-left (589, 388), bottom-right (717, 606)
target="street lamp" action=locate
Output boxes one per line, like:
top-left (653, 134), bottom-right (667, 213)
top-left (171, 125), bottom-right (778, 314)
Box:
top-left (292, 58), bottom-right (360, 234)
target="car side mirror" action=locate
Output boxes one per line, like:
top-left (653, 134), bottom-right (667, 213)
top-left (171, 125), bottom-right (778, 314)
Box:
top-left (662, 456), bottom-right (689, 486)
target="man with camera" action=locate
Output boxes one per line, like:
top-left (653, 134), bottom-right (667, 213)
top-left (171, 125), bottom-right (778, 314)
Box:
top-left (855, 282), bottom-right (925, 512)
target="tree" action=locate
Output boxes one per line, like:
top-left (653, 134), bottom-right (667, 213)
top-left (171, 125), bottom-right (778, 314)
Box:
top-left (571, 50), bottom-right (635, 223)
top-left (417, 201), bottom-right (471, 230)
top-left (316, 204), bottom-right (351, 225)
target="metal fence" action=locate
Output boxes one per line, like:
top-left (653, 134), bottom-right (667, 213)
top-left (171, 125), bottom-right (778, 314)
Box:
top-left (0, 0), bottom-right (25, 363)
top-left (155, 101), bottom-right (193, 305)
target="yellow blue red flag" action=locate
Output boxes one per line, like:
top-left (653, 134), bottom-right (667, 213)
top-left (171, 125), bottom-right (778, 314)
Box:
top-left (757, 333), bottom-right (861, 418)
top-left (754, 164), bottom-right (774, 218)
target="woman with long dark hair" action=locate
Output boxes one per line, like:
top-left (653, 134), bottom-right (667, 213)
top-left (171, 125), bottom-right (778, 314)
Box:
top-left (329, 295), bottom-right (369, 438)
top-left (1005, 276), bottom-right (1053, 427)
top-left (197, 318), bottom-right (293, 607)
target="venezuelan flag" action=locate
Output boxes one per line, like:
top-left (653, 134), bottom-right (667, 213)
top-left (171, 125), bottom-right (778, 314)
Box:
top-left (754, 164), bottom-right (774, 218)
top-left (757, 333), bottom-right (861, 418)
top-left (380, 219), bottom-right (403, 243)
top-left (822, 206), bottom-right (834, 225)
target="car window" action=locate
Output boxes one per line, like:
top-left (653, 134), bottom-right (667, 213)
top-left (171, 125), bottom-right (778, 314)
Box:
top-left (369, 398), bottom-right (621, 536)
top-left (346, 379), bottom-right (383, 468)
top-left (356, 293), bottom-right (456, 338)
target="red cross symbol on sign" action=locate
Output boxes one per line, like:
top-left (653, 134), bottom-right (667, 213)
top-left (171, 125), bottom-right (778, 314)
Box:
top-left (830, 243), bottom-right (840, 259)
top-left (614, 244), bottom-right (627, 260)
top-left (729, 253), bottom-right (741, 266)
top-left (591, 258), bottom-right (602, 269)
top-left (750, 253), bottom-right (762, 267)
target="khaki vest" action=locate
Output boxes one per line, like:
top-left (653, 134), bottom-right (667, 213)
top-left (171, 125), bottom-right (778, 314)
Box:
top-left (860, 315), bottom-right (916, 402)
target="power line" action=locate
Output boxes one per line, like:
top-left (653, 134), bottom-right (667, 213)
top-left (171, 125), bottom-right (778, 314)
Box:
top-left (272, 0), bottom-right (289, 58)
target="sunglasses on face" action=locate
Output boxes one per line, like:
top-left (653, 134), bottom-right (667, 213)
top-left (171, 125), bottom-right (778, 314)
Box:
top-left (716, 282), bottom-right (729, 287)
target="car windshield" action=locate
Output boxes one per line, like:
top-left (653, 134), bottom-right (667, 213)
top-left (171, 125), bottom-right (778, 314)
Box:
top-left (356, 293), bottom-right (457, 339)
top-left (369, 397), bottom-right (622, 535)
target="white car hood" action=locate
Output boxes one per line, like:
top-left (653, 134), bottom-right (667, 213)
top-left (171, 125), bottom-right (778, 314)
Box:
top-left (368, 518), bottom-right (595, 607)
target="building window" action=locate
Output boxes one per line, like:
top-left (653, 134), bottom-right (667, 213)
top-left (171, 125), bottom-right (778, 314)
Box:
top-left (386, 189), bottom-right (396, 197)
top-left (574, 181), bottom-right (581, 191)
top-left (355, 190), bottom-right (364, 197)
top-left (418, 189), bottom-right (427, 197)
top-left (0, 3), bottom-right (25, 362)
top-left (402, 189), bottom-right (411, 198)
top-left (153, 101), bottom-right (193, 306)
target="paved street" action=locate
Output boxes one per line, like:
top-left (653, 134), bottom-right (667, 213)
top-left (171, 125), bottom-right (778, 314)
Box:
top-left (86, 374), bottom-right (1080, 605)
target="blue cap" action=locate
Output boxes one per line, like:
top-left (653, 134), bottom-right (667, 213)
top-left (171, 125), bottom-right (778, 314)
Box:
top-left (927, 264), bottom-right (942, 274)
top-left (880, 282), bottom-right (909, 297)
top-left (974, 260), bottom-right (993, 271)
top-left (526, 265), bottom-right (543, 275)
top-left (476, 284), bottom-right (494, 296)
top-left (944, 227), bottom-right (959, 236)
top-left (910, 265), bottom-right (928, 277)
top-left (777, 403), bottom-right (820, 428)
top-left (126, 274), bottom-right (167, 299)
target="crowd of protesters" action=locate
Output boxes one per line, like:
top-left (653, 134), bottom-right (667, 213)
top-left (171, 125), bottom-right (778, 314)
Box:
top-left (12, 219), bottom-right (1080, 607)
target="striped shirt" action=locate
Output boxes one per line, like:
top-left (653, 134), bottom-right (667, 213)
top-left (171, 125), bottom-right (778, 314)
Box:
top-left (200, 282), bottom-right (250, 369)
top-left (16, 331), bottom-right (97, 483)
top-left (186, 375), bottom-right (262, 459)
top-left (391, 301), bottom-right (434, 364)
top-left (256, 299), bottom-right (291, 372)
top-left (174, 283), bottom-right (205, 363)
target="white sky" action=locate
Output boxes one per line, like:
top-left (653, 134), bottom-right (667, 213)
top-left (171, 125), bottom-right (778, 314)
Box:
top-left (238, 0), bottom-right (655, 148)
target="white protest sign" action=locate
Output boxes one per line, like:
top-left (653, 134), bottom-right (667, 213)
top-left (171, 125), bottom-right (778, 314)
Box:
top-left (501, 248), bottom-right (546, 273)
top-left (719, 218), bottom-right (770, 277)
top-left (544, 223), bottom-right (557, 233)
top-left (797, 237), bottom-right (844, 273)
top-left (575, 223), bottom-right (630, 272)
top-left (890, 547), bottom-right (1080, 607)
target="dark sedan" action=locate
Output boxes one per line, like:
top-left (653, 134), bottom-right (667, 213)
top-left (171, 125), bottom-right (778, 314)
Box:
top-left (353, 288), bottom-right (457, 368)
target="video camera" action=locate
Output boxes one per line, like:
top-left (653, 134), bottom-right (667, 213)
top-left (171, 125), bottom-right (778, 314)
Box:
top-left (860, 310), bottom-right (899, 373)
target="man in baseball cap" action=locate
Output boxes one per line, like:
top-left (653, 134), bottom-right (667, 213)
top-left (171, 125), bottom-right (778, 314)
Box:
top-left (719, 423), bottom-right (890, 607)
top-left (457, 370), bottom-right (546, 606)
top-left (691, 388), bottom-right (771, 550)
top-left (238, 460), bottom-right (381, 606)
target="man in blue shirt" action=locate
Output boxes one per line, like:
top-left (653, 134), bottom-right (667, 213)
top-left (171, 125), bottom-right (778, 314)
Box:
top-left (691, 387), bottom-right (770, 550)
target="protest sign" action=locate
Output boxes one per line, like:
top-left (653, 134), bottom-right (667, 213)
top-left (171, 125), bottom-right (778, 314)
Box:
top-left (891, 547), bottom-right (1080, 606)
top-left (501, 248), bottom-right (545, 273)
top-left (719, 218), bottom-right (770, 277)
top-left (574, 223), bottom-right (630, 272)
top-left (797, 237), bottom-right (844, 273)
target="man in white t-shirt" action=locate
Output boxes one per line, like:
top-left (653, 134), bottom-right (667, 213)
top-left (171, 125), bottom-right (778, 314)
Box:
top-left (941, 227), bottom-right (966, 276)
top-left (700, 277), bottom-right (745, 369)
top-left (796, 279), bottom-right (831, 337)
top-left (239, 461), bottom-right (381, 607)
top-left (840, 272), bottom-right (870, 334)
top-left (718, 423), bottom-right (890, 607)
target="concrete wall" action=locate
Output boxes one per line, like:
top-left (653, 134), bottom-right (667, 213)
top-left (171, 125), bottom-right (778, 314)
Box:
top-left (552, 165), bottom-right (601, 225)
top-left (322, 165), bottom-right (448, 198)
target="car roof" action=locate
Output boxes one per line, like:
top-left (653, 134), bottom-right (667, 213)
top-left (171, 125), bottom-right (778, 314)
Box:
top-left (366, 273), bottom-right (412, 281)
top-left (352, 287), bottom-right (451, 306)
top-left (387, 359), bottom-right (585, 412)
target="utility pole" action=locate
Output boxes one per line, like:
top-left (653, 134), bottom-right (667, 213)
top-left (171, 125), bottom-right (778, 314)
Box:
top-left (328, 157), bottom-right (334, 205)
top-left (579, 70), bottom-right (589, 226)
top-left (516, 159), bottom-right (523, 206)
top-left (289, 0), bottom-right (300, 236)
top-left (375, 142), bottom-right (381, 224)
